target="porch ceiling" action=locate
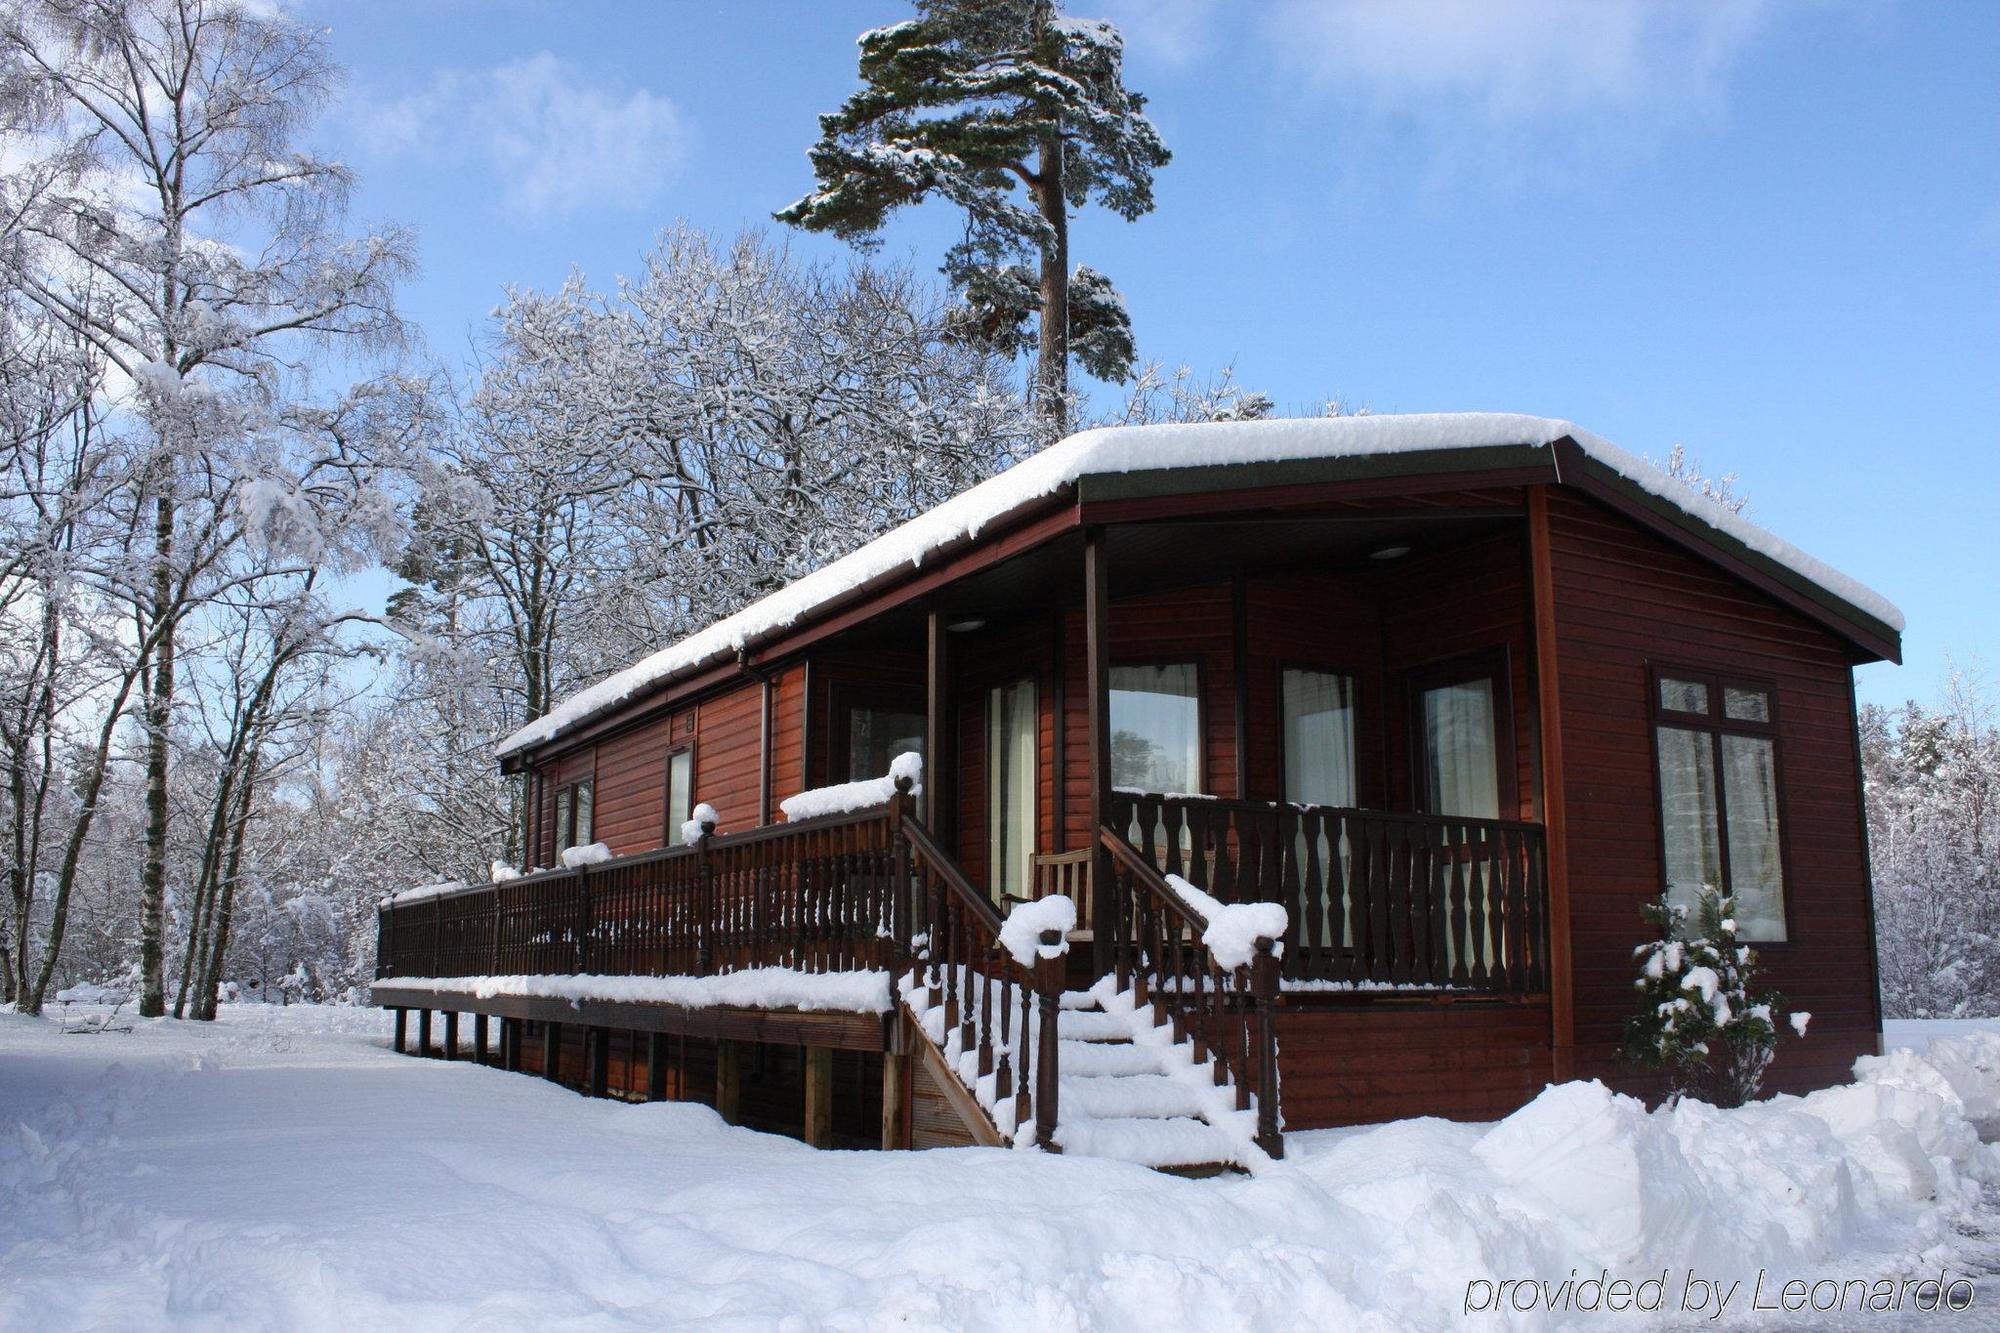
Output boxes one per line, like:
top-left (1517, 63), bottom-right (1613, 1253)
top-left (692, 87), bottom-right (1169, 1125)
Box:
top-left (922, 509), bottom-right (1523, 623)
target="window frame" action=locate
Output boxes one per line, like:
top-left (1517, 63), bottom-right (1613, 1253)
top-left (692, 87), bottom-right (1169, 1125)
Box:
top-left (1647, 663), bottom-right (1793, 944)
top-left (1404, 646), bottom-right (1519, 817)
top-left (1274, 659), bottom-right (1366, 811)
top-left (1108, 657), bottom-right (1206, 796)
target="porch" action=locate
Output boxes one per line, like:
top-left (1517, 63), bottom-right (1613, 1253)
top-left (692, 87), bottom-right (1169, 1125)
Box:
top-left (376, 774), bottom-right (1550, 1161)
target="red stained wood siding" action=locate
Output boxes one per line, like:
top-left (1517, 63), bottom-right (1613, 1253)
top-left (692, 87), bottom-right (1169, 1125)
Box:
top-left (1276, 1000), bottom-right (1554, 1128)
top-left (1546, 487), bottom-right (1879, 1095)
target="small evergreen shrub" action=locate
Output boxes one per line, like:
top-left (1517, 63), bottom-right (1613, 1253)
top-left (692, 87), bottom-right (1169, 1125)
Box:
top-left (1621, 888), bottom-right (1806, 1107)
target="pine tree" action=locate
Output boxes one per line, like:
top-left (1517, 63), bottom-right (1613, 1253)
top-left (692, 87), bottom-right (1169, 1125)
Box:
top-left (1621, 888), bottom-right (1803, 1107)
top-left (776, 0), bottom-right (1169, 432)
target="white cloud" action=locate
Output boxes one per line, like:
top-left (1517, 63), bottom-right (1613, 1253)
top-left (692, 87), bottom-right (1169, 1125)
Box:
top-left (355, 53), bottom-right (688, 221)
top-left (1260, 0), bottom-right (1775, 126)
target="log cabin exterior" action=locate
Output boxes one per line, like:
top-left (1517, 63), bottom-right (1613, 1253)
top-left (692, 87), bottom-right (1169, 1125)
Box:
top-left (373, 414), bottom-right (1901, 1167)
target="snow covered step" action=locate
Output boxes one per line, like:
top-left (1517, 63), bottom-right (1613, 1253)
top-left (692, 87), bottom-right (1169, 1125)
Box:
top-left (1058, 1039), bottom-right (1172, 1077)
top-left (1055, 1009), bottom-right (1131, 1042)
top-left (1051, 1114), bottom-right (1246, 1169)
top-left (1057, 990), bottom-right (1101, 1011)
top-left (1059, 1073), bottom-right (1208, 1121)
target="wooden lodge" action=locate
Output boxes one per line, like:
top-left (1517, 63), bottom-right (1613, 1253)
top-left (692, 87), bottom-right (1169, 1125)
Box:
top-left (374, 414), bottom-right (1900, 1169)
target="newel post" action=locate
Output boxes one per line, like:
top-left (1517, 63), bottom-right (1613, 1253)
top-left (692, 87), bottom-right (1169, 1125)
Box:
top-left (429, 896), bottom-right (442, 976)
top-left (1251, 937), bottom-right (1284, 1160)
top-left (377, 900), bottom-right (393, 979)
top-left (889, 775), bottom-right (915, 962)
top-left (575, 867), bottom-right (593, 974)
top-left (696, 816), bottom-right (717, 976)
top-left (1034, 930), bottom-right (1065, 1152)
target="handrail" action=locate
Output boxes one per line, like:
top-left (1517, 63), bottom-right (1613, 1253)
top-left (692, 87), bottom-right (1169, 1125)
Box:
top-left (893, 783), bottom-right (1064, 1149)
top-left (1099, 823), bottom-right (1283, 1159)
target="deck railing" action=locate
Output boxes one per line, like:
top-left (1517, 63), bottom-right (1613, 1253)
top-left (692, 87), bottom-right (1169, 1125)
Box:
top-left (1106, 792), bottom-right (1548, 994)
top-left (375, 805), bottom-right (902, 982)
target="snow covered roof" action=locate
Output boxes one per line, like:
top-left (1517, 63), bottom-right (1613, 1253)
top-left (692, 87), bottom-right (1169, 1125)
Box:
top-left (497, 413), bottom-right (1902, 761)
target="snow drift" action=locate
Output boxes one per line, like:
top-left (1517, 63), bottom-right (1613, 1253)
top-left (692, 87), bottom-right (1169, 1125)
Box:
top-left (1, 1007), bottom-right (1995, 1330)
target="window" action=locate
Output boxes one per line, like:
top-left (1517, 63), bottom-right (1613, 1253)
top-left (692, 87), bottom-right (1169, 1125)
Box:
top-left (554, 779), bottom-right (594, 854)
top-left (1281, 668), bottom-right (1358, 808)
top-left (1111, 663), bottom-right (1201, 794)
top-left (1408, 651), bottom-right (1514, 821)
top-left (987, 677), bottom-right (1036, 901)
top-left (664, 748), bottom-right (694, 834)
top-left (1652, 669), bottom-right (1787, 941)
top-left (846, 702), bottom-right (925, 782)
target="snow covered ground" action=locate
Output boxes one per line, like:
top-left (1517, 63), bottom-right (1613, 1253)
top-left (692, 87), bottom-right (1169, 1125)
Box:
top-left (4, 1005), bottom-right (2000, 1331)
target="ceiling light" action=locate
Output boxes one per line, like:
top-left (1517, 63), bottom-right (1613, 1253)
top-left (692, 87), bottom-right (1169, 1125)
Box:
top-left (946, 617), bottom-right (986, 633)
top-left (1369, 545), bottom-right (1412, 561)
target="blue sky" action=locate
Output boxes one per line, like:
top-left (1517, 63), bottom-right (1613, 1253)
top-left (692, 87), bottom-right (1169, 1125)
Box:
top-left (295, 0), bottom-right (1998, 710)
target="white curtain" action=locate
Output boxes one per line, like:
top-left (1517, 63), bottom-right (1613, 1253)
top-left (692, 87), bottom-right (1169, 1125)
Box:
top-left (1422, 680), bottom-right (1499, 820)
top-left (1282, 669), bottom-right (1356, 808)
top-left (1656, 724), bottom-right (1722, 921)
top-left (1722, 734), bottom-right (1786, 940)
top-left (1110, 664), bottom-right (1201, 794)
top-left (667, 750), bottom-right (693, 830)
top-left (988, 679), bottom-right (1036, 899)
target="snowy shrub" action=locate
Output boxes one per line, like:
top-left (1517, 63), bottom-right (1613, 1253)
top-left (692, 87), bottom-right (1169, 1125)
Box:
top-left (1622, 888), bottom-right (1803, 1108)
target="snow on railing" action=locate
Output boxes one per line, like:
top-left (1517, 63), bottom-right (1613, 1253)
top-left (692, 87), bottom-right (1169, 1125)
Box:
top-left (778, 752), bottom-right (923, 822)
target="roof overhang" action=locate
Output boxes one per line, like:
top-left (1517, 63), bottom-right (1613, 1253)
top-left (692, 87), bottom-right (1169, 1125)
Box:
top-left (500, 419), bottom-right (1903, 769)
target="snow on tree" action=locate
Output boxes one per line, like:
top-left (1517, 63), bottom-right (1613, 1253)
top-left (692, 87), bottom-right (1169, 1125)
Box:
top-left (392, 225), bottom-right (1033, 879)
top-left (1866, 670), bottom-right (2000, 1019)
top-left (776, 1), bottom-right (1170, 430)
top-left (1622, 887), bottom-right (1800, 1107)
top-left (1, 0), bottom-right (414, 1016)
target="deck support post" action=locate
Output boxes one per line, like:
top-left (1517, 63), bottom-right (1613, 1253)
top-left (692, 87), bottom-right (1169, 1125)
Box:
top-left (647, 1031), bottom-right (669, 1101)
top-left (588, 1026), bottom-right (610, 1098)
top-left (803, 1045), bottom-right (834, 1148)
top-left (417, 1008), bottom-right (432, 1058)
top-left (924, 608), bottom-right (951, 843)
top-left (392, 1007), bottom-right (407, 1054)
top-left (443, 1011), bottom-right (459, 1061)
top-left (543, 1021), bottom-right (563, 1083)
top-left (502, 1017), bottom-right (520, 1072)
top-left (473, 1013), bottom-right (489, 1064)
top-left (715, 1039), bottom-right (741, 1123)
top-left (880, 1048), bottom-right (908, 1150)
top-left (1526, 486), bottom-right (1576, 1082)
top-left (1084, 527), bottom-right (1113, 976)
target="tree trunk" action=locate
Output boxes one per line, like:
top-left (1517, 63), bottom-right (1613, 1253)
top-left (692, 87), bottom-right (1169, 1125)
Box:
top-left (196, 747), bottom-right (261, 1021)
top-left (138, 492), bottom-right (175, 1018)
top-left (1034, 131), bottom-right (1070, 437)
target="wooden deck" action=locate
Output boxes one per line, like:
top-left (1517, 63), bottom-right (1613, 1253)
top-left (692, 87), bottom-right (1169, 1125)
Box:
top-left (375, 786), bottom-right (1552, 1150)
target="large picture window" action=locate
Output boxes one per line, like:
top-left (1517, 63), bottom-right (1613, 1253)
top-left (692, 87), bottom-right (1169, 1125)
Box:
top-left (1110, 663), bottom-right (1201, 794)
top-left (1652, 669), bottom-right (1787, 941)
top-left (1281, 668), bottom-right (1358, 808)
